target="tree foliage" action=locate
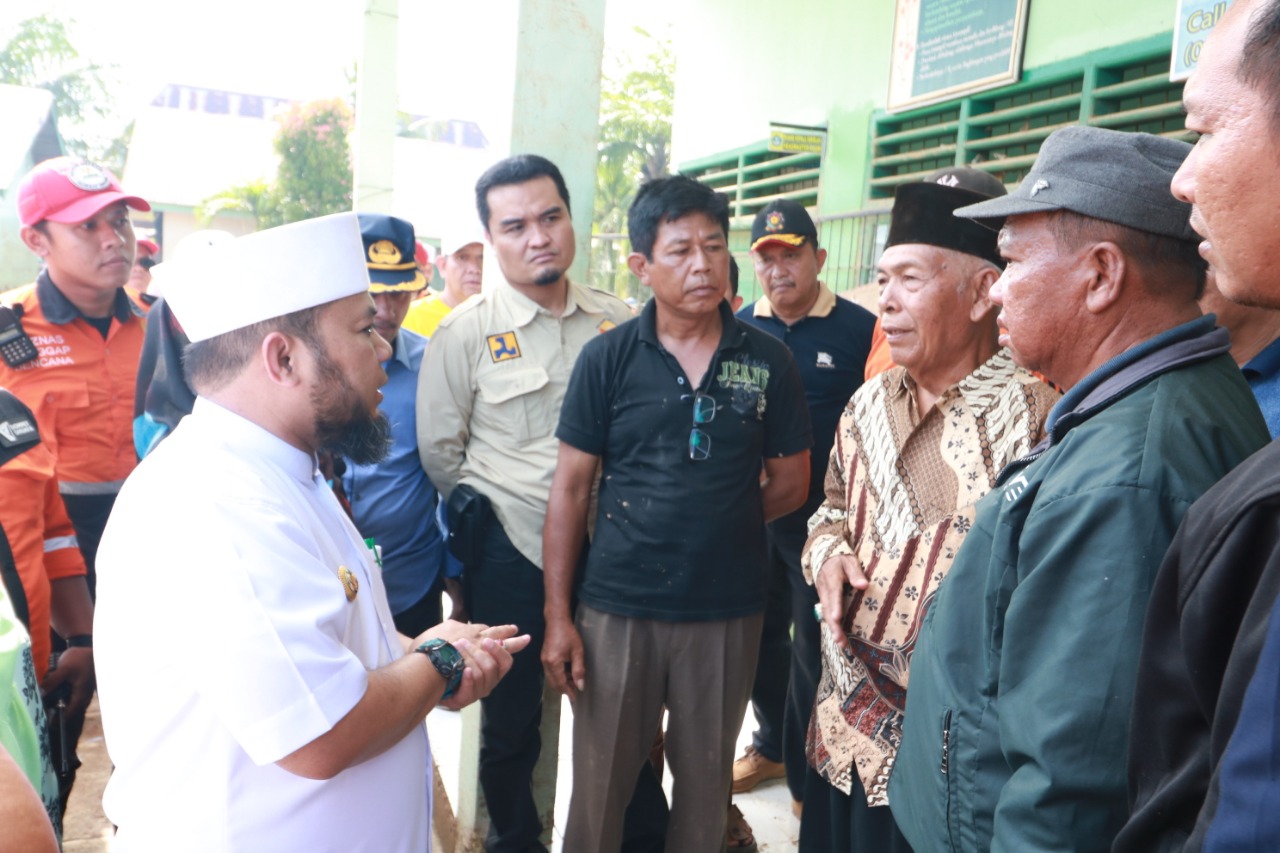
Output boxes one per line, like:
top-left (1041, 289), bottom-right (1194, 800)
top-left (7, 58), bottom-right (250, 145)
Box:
top-left (271, 99), bottom-right (354, 226)
top-left (195, 179), bottom-right (276, 226)
top-left (199, 99), bottom-right (354, 229)
top-left (0, 14), bottom-right (120, 165)
top-left (593, 28), bottom-right (674, 296)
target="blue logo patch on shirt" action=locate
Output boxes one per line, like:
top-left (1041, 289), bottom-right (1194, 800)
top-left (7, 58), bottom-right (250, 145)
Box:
top-left (487, 332), bottom-right (522, 363)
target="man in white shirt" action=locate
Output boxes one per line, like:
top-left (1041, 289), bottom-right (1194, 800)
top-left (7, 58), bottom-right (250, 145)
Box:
top-left (94, 213), bottom-right (528, 852)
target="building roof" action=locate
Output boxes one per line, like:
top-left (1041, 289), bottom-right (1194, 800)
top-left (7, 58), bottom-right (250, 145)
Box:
top-left (122, 89), bottom-right (282, 209)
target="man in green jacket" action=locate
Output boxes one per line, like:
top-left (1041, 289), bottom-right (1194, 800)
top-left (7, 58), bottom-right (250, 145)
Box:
top-left (888, 126), bottom-right (1270, 852)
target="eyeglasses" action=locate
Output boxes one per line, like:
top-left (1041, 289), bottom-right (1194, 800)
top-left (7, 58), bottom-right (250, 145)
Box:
top-left (685, 392), bottom-right (716, 461)
top-left (137, 257), bottom-right (158, 270)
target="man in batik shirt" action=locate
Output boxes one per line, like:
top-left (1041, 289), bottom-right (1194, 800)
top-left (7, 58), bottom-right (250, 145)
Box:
top-left (798, 168), bottom-right (1059, 852)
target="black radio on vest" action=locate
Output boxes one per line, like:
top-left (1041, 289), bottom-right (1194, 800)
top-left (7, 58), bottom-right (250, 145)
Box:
top-left (0, 306), bottom-right (38, 368)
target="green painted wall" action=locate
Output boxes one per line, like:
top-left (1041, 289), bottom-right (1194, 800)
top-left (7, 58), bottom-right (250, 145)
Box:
top-left (1024, 0), bottom-right (1173, 66)
top-left (675, 0), bottom-right (1179, 216)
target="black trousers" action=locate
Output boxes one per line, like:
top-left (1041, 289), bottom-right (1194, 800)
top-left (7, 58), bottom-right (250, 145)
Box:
top-left (747, 526), bottom-right (820, 801)
top-left (798, 763), bottom-right (913, 853)
top-left (50, 491), bottom-right (115, 815)
top-left (392, 579), bottom-right (445, 638)
top-left (62, 492), bottom-right (115, 598)
top-left (467, 519), bottom-right (550, 853)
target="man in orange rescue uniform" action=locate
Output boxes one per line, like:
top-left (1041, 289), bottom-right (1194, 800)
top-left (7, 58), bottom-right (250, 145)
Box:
top-left (1, 156), bottom-right (150, 807)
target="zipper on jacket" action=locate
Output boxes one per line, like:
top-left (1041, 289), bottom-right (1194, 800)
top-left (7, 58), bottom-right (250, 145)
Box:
top-left (941, 709), bottom-right (952, 776)
top-left (997, 445), bottom-right (1048, 486)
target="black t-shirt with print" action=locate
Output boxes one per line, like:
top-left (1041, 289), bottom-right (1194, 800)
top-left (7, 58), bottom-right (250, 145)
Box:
top-left (557, 298), bottom-right (812, 621)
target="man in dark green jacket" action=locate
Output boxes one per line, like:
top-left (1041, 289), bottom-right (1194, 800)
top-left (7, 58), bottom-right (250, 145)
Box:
top-left (888, 126), bottom-right (1270, 852)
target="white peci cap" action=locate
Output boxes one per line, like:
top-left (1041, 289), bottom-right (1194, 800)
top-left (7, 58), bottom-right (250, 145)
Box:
top-left (147, 230), bottom-right (235, 300)
top-left (163, 213), bottom-right (371, 343)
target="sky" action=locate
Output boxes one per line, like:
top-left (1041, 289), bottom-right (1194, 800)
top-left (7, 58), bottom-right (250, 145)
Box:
top-left (2, 0), bottom-right (673, 149)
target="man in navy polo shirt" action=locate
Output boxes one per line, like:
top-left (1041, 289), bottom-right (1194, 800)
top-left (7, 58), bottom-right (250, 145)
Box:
top-left (342, 214), bottom-right (459, 635)
top-left (542, 175), bottom-right (812, 852)
top-left (731, 200), bottom-right (876, 819)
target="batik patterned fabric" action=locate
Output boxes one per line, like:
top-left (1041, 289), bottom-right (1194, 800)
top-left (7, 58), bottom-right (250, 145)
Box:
top-left (802, 349), bottom-right (1058, 804)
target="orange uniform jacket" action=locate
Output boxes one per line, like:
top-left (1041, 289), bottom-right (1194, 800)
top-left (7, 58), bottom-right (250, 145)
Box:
top-left (1, 271), bottom-right (145, 496)
top-left (0, 391), bottom-right (88, 682)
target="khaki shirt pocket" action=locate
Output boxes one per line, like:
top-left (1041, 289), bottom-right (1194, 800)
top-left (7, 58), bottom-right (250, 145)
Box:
top-left (476, 366), bottom-right (552, 444)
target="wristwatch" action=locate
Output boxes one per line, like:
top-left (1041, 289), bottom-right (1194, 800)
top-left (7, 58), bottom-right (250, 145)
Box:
top-left (415, 638), bottom-right (465, 699)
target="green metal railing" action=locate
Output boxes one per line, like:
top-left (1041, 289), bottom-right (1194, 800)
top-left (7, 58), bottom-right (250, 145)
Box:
top-left (869, 36), bottom-right (1191, 199)
top-left (682, 144), bottom-right (821, 226)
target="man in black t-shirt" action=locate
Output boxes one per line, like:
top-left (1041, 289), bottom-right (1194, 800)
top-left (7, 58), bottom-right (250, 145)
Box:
top-left (542, 176), bottom-right (812, 852)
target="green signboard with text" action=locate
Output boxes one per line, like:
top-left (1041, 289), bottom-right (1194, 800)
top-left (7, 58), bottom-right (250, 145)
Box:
top-left (888, 0), bottom-right (1029, 112)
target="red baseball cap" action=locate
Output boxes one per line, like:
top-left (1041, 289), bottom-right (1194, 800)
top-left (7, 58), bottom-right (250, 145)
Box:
top-left (18, 156), bottom-right (150, 227)
top-left (137, 238), bottom-right (160, 257)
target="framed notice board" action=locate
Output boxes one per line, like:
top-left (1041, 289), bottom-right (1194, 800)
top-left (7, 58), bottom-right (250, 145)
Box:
top-left (888, 0), bottom-right (1030, 112)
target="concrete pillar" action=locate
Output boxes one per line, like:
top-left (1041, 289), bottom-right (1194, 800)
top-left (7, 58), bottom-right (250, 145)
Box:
top-left (503, 0), bottom-right (608, 284)
top-left (353, 0), bottom-right (399, 213)
top-left (358, 1), bottom-right (607, 848)
top-left (454, 2), bottom-right (606, 848)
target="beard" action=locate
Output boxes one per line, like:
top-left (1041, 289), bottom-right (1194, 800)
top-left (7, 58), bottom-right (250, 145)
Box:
top-left (309, 350), bottom-right (392, 466)
top-left (534, 266), bottom-right (563, 286)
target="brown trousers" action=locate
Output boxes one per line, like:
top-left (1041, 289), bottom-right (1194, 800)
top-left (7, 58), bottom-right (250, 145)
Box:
top-left (564, 604), bottom-right (764, 852)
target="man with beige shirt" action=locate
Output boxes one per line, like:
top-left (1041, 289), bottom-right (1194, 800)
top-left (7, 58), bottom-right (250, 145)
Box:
top-left (417, 154), bottom-right (633, 852)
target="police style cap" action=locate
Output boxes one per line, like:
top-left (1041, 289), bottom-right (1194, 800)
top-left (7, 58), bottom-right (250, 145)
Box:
top-left (750, 199), bottom-right (818, 252)
top-left (954, 126), bottom-right (1198, 242)
top-left (359, 213), bottom-right (427, 293)
top-left (886, 167), bottom-right (1008, 268)
top-left (163, 213), bottom-right (372, 343)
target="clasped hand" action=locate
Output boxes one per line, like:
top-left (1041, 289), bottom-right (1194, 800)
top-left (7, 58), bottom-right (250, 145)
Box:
top-left (413, 620), bottom-right (531, 710)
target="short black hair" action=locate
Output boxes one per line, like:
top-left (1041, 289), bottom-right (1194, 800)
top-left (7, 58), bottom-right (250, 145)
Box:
top-left (728, 256), bottom-right (740, 297)
top-left (1240, 0), bottom-right (1280, 133)
top-left (627, 175), bottom-right (730, 261)
top-left (475, 154), bottom-right (571, 233)
top-left (184, 306), bottom-right (322, 394)
top-left (1047, 210), bottom-right (1208, 299)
